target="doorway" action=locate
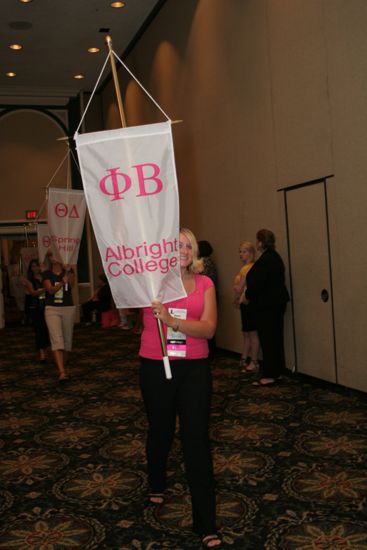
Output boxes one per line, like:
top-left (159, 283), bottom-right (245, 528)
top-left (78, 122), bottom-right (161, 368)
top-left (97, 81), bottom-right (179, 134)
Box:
top-left (282, 176), bottom-right (337, 383)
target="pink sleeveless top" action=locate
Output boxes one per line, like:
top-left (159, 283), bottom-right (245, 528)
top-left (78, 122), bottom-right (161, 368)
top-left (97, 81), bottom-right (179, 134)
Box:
top-left (139, 274), bottom-right (214, 360)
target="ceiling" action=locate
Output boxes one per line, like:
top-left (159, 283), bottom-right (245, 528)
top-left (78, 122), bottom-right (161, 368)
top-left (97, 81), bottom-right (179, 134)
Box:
top-left (0, 0), bottom-right (164, 104)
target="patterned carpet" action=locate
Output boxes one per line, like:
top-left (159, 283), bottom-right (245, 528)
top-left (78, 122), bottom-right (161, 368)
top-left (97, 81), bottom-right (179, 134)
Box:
top-left (0, 324), bottom-right (367, 549)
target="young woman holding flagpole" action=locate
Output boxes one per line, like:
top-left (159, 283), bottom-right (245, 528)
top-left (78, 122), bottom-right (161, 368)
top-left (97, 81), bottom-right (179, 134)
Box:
top-left (139, 228), bottom-right (221, 549)
top-left (84, 37), bottom-right (220, 546)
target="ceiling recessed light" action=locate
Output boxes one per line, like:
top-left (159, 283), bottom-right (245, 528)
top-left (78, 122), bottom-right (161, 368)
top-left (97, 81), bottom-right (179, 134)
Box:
top-left (111, 1), bottom-right (126, 8)
top-left (19, 0), bottom-right (33, 3)
top-left (6, 72), bottom-right (17, 78)
top-left (9, 43), bottom-right (23, 50)
top-left (87, 47), bottom-right (100, 53)
top-left (74, 74), bottom-right (85, 80)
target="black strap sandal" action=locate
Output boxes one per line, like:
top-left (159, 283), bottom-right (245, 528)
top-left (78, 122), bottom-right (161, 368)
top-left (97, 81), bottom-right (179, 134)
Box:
top-left (201, 534), bottom-right (222, 548)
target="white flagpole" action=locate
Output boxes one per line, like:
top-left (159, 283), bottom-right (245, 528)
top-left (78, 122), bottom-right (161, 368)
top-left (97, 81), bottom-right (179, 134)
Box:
top-left (105, 35), bottom-right (172, 380)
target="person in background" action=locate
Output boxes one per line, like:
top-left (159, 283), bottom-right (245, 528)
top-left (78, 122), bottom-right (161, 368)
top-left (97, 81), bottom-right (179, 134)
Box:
top-left (82, 273), bottom-right (112, 325)
top-left (118, 308), bottom-right (132, 330)
top-left (233, 241), bottom-right (260, 372)
top-left (198, 240), bottom-right (218, 289)
top-left (118, 308), bottom-right (143, 333)
top-left (23, 259), bottom-right (49, 362)
top-left (245, 229), bottom-right (290, 386)
top-left (139, 228), bottom-right (221, 549)
top-left (42, 252), bottom-right (75, 382)
top-left (131, 308), bottom-right (143, 334)
top-left (198, 240), bottom-right (218, 360)
top-left (8, 262), bottom-right (27, 324)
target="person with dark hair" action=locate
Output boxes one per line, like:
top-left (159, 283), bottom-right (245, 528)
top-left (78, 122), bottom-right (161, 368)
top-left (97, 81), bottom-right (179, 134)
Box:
top-left (198, 240), bottom-right (218, 288)
top-left (245, 229), bottom-right (290, 386)
top-left (139, 228), bottom-right (221, 549)
top-left (23, 259), bottom-right (50, 362)
top-left (198, 240), bottom-right (218, 360)
top-left (81, 273), bottom-right (112, 325)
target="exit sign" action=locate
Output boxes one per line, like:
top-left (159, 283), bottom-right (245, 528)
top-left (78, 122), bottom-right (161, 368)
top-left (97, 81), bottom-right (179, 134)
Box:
top-left (26, 210), bottom-right (38, 220)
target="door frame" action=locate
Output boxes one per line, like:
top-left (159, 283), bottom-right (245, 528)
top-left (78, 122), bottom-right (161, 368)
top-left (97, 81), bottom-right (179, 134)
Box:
top-left (278, 174), bottom-right (338, 382)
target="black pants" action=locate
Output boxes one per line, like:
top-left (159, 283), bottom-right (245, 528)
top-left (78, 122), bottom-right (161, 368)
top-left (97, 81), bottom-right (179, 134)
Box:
top-left (29, 307), bottom-right (50, 350)
top-left (81, 300), bottom-right (107, 323)
top-left (139, 357), bottom-right (216, 535)
top-left (256, 306), bottom-right (286, 378)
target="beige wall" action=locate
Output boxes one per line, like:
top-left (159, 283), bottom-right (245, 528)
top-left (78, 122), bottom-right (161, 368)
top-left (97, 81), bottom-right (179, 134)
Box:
top-left (80, 93), bottom-right (105, 291)
top-left (323, 0), bottom-right (367, 389)
top-left (100, 0), bottom-right (367, 391)
top-left (0, 109), bottom-right (69, 220)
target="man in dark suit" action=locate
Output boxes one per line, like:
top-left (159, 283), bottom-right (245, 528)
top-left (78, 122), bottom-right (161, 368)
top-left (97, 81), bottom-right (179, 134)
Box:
top-left (245, 229), bottom-right (290, 386)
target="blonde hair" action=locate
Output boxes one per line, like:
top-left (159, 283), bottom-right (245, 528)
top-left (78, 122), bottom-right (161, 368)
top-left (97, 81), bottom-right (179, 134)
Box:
top-left (180, 227), bottom-right (204, 274)
top-left (239, 240), bottom-right (256, 262)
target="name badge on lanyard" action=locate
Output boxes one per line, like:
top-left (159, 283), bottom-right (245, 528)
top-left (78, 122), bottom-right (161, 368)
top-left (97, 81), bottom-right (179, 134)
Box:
top-left (167, 308), bottom-right (187, 357)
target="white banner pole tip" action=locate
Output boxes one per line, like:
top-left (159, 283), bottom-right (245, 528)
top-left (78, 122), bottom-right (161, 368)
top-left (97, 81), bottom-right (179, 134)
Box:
top-left (163, 356), bottom-right (172, 379)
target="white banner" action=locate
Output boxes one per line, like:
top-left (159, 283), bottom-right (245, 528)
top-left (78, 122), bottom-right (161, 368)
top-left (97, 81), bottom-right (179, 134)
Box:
top-left (75, 121), bottom-right (186, 308)
top-left (47, 188), bottom-right (86, 265)
top-left (37, 224), bottom-right (51, 263)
